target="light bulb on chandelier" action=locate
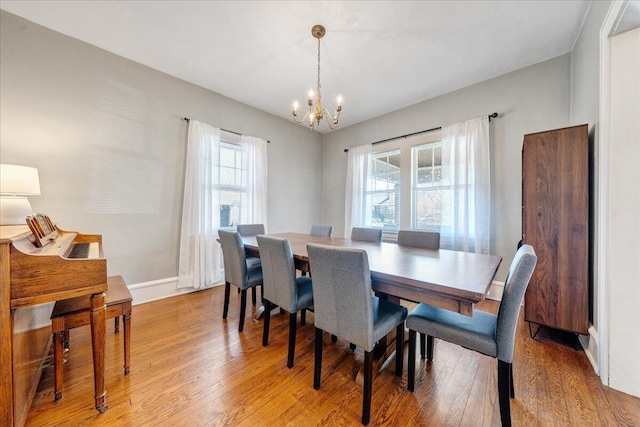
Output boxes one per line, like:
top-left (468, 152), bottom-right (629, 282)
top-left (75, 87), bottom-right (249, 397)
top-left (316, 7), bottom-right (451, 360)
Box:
top-left (292, 25), bottom-right (343, 130)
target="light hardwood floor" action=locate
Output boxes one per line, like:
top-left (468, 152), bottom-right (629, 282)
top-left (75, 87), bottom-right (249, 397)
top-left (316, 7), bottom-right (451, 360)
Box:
top-left (26, 286), bottom-right (640, 426)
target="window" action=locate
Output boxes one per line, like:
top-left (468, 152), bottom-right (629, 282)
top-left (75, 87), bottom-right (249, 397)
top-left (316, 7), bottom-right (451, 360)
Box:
top-left (366, 150), bottom-right (401, 231)
top-left (347, 116), bottom-right (490, 252)
top-left (216, 140), bottom-right (247, 228)
top-left (413, 142), bottom-right (443, 230)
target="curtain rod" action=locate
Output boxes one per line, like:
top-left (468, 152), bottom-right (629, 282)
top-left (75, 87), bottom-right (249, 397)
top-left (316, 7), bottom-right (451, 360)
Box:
top-left (343, 112), bottom-right (499, 152)
top-left (183, 117), bottom-right (270, 143)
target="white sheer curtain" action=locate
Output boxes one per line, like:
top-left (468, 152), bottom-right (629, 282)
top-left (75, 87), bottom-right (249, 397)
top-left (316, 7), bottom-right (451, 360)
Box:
top-left (178, 120), bottom-right (223, 289)
top-left (344, 143), bottom-right (372, 237)
top-left (440, 116), bottom-right (491, 254)
top-left (240, 134), bottom-right (268, 227)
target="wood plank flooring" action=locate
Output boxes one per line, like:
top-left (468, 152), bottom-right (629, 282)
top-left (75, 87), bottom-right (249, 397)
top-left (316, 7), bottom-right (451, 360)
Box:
top-left (26, 286), bottom-right (640, 426)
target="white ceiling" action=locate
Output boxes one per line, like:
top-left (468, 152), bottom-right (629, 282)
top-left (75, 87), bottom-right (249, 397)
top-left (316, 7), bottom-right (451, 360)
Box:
top-left (0, 1), bottom-right (590, 132)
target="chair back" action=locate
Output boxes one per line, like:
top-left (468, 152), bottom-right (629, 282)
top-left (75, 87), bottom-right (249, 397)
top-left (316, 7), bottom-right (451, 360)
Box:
top-left (397, 230), bottom-right (440, 249)
top-left (257, 235), bottom-right (299, 313)
top-left (307, 243), bottom-right (376, 350)
top-left (350, 227), bottom-right (382, 242)
top-left (310, 224), bottom-right (333, 237)
top-left (218, 230), bottom-right (248, 288)
top-left (236, 223), bottom-right (265, 236)
top-left (496, 244), bottom-right (537, 362)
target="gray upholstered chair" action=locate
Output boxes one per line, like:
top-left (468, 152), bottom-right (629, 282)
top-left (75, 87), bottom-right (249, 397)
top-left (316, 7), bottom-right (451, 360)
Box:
top-left (218, 229), bottom-right (264, 332)
top-left (236, 223), bottom-right (265, 237)
top-left (310, 224), bottom-right (333, 237)
top-left (307, 243), bottom-right (407, 426)
top-left (350, 227), bottom-right (382, 243)
top-left (397, 229), bottom-right (441, 355)
top-left (236, 223), bottom-right (265, 304)
top-left (257, 235), bottom-right (313, 368)
top-left (397, 230), bottom-right (440, 249)
top-left (406, 244), bottom-right (537, 427)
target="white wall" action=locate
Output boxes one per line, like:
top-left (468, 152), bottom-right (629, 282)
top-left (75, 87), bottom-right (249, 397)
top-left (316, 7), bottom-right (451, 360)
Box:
top-left (0, 11), bottom-right (323, 294)
top-left (571, 1), bottom-right (613, 124)
top-left (322, 55), bottom-right (571, 281)
top-left (607, 25), bottom-right (640, 397)
top-left (570, 0), bottom-right (640, 397)
top-left (569, 0), bottom-right (612, 380)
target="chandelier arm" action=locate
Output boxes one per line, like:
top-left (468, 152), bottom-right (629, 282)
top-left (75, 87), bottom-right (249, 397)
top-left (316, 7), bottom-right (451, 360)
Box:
top-left (323, 108), bottom-right (338, 130)
top-left (325, 107), bottom-right (341, 122)
top-left (292, 110), bottom-right (310, 124)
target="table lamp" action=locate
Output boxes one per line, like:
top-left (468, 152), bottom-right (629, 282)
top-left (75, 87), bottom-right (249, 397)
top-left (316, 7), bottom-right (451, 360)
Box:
top-left (0, 164), bottom-right (41, 225)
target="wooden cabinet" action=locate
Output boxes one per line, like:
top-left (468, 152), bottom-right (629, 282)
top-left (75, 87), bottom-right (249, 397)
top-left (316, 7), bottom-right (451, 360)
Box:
top-left (522, 124), bottom-right (589, 335)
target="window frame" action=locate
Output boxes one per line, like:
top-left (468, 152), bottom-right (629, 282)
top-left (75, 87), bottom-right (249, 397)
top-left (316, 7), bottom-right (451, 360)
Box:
top-left (367, 129), bottom-right (442, 236)
top-left (412, 141), bottom-right (444, 231)
top-left (366, 149), bottom-right (401, 231)
top-left (215, 133), bottom-right (248, 229)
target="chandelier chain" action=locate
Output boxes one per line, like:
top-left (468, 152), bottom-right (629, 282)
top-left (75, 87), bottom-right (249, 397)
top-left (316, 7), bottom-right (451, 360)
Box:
top-left (317, 37), bottom-right (321, 94)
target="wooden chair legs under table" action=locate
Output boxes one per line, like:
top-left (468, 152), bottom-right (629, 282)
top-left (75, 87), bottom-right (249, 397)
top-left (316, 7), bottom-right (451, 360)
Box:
top-left (51, 275), bottom-right (132, 401)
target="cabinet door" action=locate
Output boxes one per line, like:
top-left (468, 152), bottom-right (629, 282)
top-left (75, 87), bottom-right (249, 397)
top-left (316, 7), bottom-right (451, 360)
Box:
top-left (523, 125), bottom-right (589, 335)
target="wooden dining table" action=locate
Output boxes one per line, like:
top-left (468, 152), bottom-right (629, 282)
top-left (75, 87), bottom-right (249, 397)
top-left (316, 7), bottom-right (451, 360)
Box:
top-left (242, 232), bottom-right (502, 317)
top-left (242, 232), bottom-right (502, 383)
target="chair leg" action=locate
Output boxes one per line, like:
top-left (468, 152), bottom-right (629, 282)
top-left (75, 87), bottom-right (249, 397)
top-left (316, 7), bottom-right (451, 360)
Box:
top-left (395, 323), bottom-right (403, 377)
top-left (223, 282), bottom-right (231, 319)
top-left (420, 333), bottom-right (426, 358)
top-left (498, 360), bottom-right (512, 427)
top-left (426, 335), bottom-right (434, 361)
top-left (314, 327), bottom-right (323, 390)
top-left (509, 362), bottom-right (515, 398)
top-left (287, 312), bottom-right (297, 368)
top-left (362, 350), bottom-right (373, 425)
top-left (53, 331), bottom-right (64, 401)
top-left (331, 334), bottom-right (337, 343)
top-left (262, 300), bottom-right (271, 346)
top-left (238, 289), bottom-right (247, 332)
top-left (300, 309), bottom-right (306, 326)
top-left (408, 329), bottom-right (416, 392)
top-left (114, 316), bottom-right (119, 333)
top-left (251, 287), bottom-right (257, 306)
top-left (350, 343), bottom-right (356, 351)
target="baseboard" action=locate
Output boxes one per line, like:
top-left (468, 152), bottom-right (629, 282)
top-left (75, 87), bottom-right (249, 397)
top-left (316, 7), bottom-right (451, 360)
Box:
top-left (487, 280), bottom-right (504, 301)
top-left (128, 276), bottom-right (224, 306)
top-left (22, 277), bottom-right (224, 330)
top-left (581, 325), bottom-right (600, 376)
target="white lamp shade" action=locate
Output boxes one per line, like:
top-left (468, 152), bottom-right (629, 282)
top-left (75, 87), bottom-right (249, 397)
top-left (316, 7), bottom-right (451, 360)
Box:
top-left (0, 164), bottom-right (41, 195)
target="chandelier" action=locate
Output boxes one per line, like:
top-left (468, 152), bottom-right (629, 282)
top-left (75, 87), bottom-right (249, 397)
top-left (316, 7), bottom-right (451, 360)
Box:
top-left (292, 25), bottom-right (343, 130)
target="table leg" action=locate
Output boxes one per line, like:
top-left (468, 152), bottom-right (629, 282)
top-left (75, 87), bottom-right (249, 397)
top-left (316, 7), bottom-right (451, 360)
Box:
top-left (90, 292), bottom-right (107, 413)
top-left (53, 331), bottom-right (64, 401)
top-left (253, 304), bottom-right (266, 320)
top-left (123, 311), bottom-right (131, 375)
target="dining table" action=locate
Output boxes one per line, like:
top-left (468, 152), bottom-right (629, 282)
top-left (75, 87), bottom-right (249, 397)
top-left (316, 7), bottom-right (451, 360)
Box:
top-left (242, 232), bottom-right (502, 317)
top-left (242, 232), bottom-right (501, 383)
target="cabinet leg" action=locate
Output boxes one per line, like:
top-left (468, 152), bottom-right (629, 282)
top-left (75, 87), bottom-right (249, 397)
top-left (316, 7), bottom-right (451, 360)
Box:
top-left (528, 322), bottom-right (542, 340)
